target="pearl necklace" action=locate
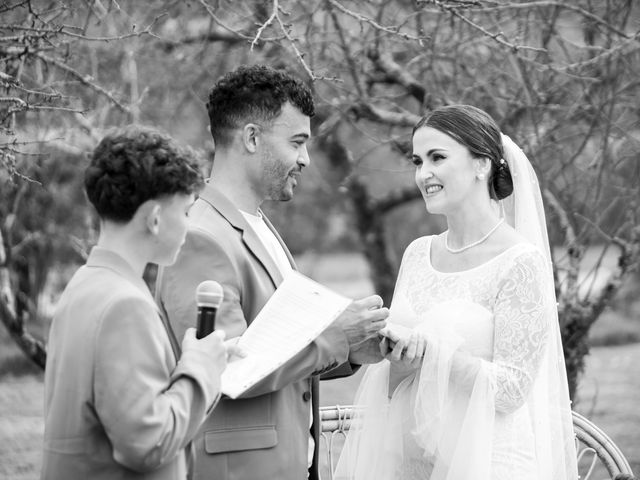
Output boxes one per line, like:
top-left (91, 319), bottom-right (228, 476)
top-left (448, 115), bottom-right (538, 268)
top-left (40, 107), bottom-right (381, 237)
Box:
top-left (445, 218), bottom-right (505, 254)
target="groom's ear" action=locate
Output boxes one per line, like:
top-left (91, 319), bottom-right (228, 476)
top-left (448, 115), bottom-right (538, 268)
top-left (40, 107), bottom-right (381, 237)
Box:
top-left (243, 123), bottom-right (261, 153)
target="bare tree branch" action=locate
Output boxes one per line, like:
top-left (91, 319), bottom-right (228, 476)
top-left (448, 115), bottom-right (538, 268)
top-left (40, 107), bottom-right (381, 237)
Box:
top-left (196, 0), bottom-right (267, 42)
top-left (424, 2), bottom-right (547, 53)
top-left (251, 0), bottom-right (280, 49)
top-left (458, 1), bottom-right (631, 39)
top-left (327, 0), bottom-right (428, 41)
top-left (351, 102), bottom-right (421, 127)
top-left (328, 4), bottom-right (365, 96)
top-left (366, 49), bottom-right (426, 104)
top-left (562, 32), bottom-right (640, 73)
top-left (0, 12), bottom-right (164, 42)
top-left (157, 30), bottom-right (246, 51)
top-left (377, 186), bottom-right (422, 213)
top-left (34, 52), bottom-right (130, 114)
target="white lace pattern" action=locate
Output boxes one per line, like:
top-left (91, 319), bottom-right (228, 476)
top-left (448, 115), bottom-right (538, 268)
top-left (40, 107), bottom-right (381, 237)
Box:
top-left (335, 236), bottom-right (555, 480)
top-left (399, 237), bottom-right (550, 414)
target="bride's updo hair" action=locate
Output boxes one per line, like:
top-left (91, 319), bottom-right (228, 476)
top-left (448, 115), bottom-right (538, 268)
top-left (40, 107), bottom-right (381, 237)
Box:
top-left (412, 105), bottom-right (513, 200)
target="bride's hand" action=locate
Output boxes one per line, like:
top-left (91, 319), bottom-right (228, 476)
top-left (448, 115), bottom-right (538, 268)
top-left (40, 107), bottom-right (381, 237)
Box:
top-left (386, 331), bottom-right (426, 369)
top-left (378, 326), bottom-right (401, 357)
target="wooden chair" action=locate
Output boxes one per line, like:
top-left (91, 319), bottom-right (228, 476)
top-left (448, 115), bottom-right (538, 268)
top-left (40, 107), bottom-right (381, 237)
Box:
top-left (319, 405), bottom-right (635, 480)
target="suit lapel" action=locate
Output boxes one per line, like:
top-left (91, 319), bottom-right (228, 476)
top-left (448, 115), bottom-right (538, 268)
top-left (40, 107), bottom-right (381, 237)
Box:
top-left (240, 217), bottom-right (286, 286)
top-left (198, 183), bottom-right (291, 288)
top-left (156, 298), bottom-right (182, 360)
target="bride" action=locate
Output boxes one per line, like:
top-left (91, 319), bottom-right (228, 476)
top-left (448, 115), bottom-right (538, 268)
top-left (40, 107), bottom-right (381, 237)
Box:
top-left (335, 105), bottom-right (578, 480)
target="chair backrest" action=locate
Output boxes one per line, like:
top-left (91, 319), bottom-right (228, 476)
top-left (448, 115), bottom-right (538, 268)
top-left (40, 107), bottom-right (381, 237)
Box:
top-left (572, 411), bottom-right (634, 479)
top-left (319, 405), bottom-right (634, 480)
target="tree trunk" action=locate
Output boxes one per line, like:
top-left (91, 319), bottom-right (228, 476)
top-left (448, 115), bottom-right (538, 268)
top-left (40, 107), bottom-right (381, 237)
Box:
top-left (345, 177), bottom-right (396, 305)
top-left (559, 304), bottom-right (591, 401)
top-left (0, 228), bottom-right (47, 370)
top-left (319, 132), bottom-right (397, 305)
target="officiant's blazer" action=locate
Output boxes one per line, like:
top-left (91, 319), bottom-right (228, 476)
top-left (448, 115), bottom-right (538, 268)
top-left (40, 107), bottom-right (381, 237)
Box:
top-left (156, 182), bottom-right (355, 480)
top-left (42, 248), bottom-right (220, 480)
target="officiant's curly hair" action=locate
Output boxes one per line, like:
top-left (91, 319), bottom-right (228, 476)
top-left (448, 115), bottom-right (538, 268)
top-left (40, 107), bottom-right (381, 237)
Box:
top-left (85, 125), bottom-right (204, 223)
top-left (207, 64), bottom-right (315, 148)
top-left (413, 105), bottom-right (514, 200)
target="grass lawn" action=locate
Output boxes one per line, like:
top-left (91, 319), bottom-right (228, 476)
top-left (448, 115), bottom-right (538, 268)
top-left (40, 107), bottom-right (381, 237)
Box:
top-left (1, 344), bottom-right (637, 480)
top-left (0, 373), bottom-right (44, 480)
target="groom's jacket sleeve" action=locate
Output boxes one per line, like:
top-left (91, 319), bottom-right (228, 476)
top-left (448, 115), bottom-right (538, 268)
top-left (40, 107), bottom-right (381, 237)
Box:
top-left (157, 227), bottom-right (352, 399)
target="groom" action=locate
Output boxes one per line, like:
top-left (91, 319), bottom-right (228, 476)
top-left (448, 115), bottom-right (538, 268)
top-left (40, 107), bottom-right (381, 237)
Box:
top-left (156, 64), bottom-right (388, 480)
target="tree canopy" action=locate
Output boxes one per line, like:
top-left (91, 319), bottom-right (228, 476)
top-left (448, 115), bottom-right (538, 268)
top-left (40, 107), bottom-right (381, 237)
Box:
top-left (1, 0), bottom-right (639, 397)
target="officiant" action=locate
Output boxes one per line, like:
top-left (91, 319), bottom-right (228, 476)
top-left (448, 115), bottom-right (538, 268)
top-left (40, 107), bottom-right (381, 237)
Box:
top-left (155, 64), bottom-right (389, 480)
top-left (42, 126), bottom-right (232, 480)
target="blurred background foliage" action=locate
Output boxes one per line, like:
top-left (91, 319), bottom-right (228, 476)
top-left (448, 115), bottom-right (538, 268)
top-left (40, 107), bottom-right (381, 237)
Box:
top-left (1, 0), bottom-right (640, 398)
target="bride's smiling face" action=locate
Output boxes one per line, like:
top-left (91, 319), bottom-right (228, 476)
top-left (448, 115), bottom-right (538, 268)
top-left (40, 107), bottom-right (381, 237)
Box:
top-left (412, 126), bottom-right (482, 215)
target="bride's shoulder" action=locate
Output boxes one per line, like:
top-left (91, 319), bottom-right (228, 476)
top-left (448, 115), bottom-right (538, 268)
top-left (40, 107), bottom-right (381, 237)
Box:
top-left (497, 224), bottom-right (526, 247)
top-left (492, 226), bottom-right (543, 261)
top-left (497, 228), bottom-right (546, 266)
top-left (398, 235), bottom-right (437, 263)
top-left (405, 234), bottom-right (438, 252)
top-left (494, 224), bottom-right (534, 251)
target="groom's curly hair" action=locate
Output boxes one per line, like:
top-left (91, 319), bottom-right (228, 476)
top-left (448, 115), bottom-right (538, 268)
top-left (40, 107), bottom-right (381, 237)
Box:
top-left (85, 125), bottom-right (204, 222)
top-left (206, 64), bottom-right (315, 148)
top-left (413, 105), bottom-right (514, 200)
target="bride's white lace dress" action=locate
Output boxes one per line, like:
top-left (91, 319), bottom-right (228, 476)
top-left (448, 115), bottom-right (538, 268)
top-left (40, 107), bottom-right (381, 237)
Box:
top-left (335, 235), bottom-right (577, 480)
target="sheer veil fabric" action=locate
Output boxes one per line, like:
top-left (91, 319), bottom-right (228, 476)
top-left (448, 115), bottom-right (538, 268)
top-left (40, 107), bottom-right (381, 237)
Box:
top-left (334, 135), bottom-right (578, 480)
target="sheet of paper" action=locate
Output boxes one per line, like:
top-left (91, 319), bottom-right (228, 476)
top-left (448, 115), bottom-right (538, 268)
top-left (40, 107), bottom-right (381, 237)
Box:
top-left (221, 270), bottom-right (352, 398)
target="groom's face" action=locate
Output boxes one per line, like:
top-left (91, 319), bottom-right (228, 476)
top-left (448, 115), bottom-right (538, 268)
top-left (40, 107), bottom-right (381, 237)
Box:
top-left (412, 126), bottom-right (479, 215)
top-left (257, 102), bottom-right (311, 202)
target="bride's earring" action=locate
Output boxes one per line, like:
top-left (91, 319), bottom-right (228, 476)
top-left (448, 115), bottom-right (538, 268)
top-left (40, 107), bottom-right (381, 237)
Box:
top-left (476, 173), bottom-right (486, 181)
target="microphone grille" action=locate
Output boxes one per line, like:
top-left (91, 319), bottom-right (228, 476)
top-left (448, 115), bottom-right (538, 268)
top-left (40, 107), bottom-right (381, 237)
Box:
top-left (195, 280), bottom-right (224, 308)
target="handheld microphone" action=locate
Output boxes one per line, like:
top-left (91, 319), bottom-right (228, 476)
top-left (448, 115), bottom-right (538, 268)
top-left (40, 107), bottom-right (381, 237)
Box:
top-left (196, 281), bottom-right (224, 339)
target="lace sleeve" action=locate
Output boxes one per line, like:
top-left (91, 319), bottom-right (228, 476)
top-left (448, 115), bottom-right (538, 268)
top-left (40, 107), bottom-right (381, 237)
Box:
top-left (489, 249), bottom-right (550, 413)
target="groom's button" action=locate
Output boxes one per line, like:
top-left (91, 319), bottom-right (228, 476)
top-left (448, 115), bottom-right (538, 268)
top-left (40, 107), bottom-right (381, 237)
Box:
top-left (302, 391), bottom-right (311, 402)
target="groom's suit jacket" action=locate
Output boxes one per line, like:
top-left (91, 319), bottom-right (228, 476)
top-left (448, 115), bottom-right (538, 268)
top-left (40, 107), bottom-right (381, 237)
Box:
top-left (156, 182), bottom-right (355, 480)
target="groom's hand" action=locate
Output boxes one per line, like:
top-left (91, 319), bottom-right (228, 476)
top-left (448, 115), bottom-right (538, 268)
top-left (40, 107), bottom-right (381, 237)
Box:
top-left (334, 295), bottom-right (388, 347)
top-left (348, 336), bottom-right (385, 364)
top-left (378, 336), bottom-right (395, 357)
top-left (378, 325), bottom-right (403, 356)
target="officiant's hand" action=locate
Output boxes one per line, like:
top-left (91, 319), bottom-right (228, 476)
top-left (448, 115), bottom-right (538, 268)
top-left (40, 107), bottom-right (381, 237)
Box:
top-left (224, 336), bottom-right (248, 360)
top-left (335, 295), bottom-right (388, 347)
top-left (181, 327), bottom-right (229, 371)
top-left (182, 328), bottom-right (246, 367)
